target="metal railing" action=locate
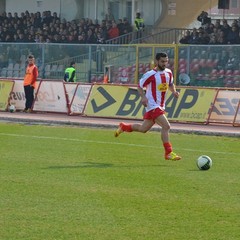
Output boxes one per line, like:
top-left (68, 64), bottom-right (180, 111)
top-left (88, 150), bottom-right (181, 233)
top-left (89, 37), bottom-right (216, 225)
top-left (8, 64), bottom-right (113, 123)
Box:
top-left (105, 27), bottom-right (190, 45)
top-left (0, 42), bottom-right (240, 89)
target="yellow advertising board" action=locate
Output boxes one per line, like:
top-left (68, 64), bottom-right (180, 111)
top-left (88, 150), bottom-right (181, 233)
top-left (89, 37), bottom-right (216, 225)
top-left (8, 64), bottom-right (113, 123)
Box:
top-left (0, 80), bottom-right (14, 111)
top-left (84, 84), bottom-right (216, 123)
top-left (209, 90), bottom-right (240, 124)
top-left (84, 84), bottom-right (143, 119)
top-left (166, 88), bottom-right (216, 122)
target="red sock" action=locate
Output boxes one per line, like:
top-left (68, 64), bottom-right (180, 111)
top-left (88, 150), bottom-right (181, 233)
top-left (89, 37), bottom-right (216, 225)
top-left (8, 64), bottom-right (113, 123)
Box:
top-left (163, 142), bottom-right (172, 155)
top-left (121, 123), bottom-right (132, 132)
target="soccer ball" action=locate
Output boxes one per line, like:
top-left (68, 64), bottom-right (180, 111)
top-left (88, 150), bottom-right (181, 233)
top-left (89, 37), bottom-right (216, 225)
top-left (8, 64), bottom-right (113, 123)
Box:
top-left (9, 104), bottom-right (16, 113)
top-left (196, 155), bottom-right (212, 170)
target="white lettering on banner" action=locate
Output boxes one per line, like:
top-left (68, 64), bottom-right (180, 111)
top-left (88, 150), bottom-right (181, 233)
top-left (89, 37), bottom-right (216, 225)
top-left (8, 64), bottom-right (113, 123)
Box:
top-left (71, 84), bottom-right (91, 114)
top-left (10, 80), bottom-right (29, 110)
top-left (33, 81), bottom-right (68, 113)
top-left (10, 80), bottom-right (25, 110)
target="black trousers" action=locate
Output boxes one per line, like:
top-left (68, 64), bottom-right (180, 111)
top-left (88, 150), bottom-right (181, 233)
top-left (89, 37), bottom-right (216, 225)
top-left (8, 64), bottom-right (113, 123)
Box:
top-left (24, 85), bottom-right (34, 109)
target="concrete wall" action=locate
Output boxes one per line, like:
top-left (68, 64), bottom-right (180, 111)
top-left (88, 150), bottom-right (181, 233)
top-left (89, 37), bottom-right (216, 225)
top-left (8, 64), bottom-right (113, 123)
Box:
top-left (0, 0), bottom-right (5, 13)
top-left (5, 0), bottom-right (61, 15)
top-left (158, 0), bottom-right (218, 29)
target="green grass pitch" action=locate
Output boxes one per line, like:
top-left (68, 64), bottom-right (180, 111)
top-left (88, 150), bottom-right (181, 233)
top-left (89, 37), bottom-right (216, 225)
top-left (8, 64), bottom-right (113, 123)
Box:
top-left (0, 122), bottom-right (239, 240)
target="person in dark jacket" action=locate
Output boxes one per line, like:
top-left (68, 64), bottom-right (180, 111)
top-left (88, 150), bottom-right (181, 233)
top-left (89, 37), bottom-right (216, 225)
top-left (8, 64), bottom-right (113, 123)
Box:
top-left (197, 11), bottom-right (211, 26)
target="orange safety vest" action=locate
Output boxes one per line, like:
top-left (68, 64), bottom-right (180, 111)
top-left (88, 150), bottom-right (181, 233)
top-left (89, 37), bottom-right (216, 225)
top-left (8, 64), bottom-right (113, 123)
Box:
top-left (24, 64), bottom-right (38, 88)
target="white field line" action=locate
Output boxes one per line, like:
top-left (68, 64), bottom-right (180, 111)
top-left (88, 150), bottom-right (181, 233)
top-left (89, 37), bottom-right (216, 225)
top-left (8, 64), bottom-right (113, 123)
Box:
top-left (0, 132), bottom-right (239, 156)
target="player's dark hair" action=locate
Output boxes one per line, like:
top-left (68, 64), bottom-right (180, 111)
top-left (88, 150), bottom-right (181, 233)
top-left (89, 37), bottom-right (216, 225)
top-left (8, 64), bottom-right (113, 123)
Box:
top-left (155, 52), bottom-right (168, 60)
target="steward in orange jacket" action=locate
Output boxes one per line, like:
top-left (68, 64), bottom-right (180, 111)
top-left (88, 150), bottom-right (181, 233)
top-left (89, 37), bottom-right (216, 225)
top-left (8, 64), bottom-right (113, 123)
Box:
top-left (23, 54), bottom-right (38, 112)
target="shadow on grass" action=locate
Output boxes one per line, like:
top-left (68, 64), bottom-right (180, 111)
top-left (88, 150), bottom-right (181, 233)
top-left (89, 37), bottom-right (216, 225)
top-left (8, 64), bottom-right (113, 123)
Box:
top-left (45, 162), bottom-right (167, 170)
top-left (46, 162), bottom-right (113, 169)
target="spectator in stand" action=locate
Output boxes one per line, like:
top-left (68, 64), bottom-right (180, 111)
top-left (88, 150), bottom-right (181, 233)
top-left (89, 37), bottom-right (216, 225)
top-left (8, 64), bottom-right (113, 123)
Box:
top-left (5, 34), bottom-right (12, 42)
top-left (189, 28), bottom-right (199, 44)
top-left (98, 27), bottom-right (107, 43)
top-left (99, 20), bottom-right (108, 39)
top-left (107, 21), bottom-right (120, 40)
top-left (7, 12), bottom-right (13, 23)
top-left (96, 31), bottom-right (105, 44)
top-left (122, 18), bottom-right (133, 34)
top-left (49, 26), bottom-right (57, 36)
top-left (60, 35), bottom-right (68, 43)
top-left (214, 20), bottom-right (223, 33)
top-left (0, 12), bottom-right (7, 22)
top-left (45, 10), bottom-right (53, 25)
top-left (209, 27), bottom-right (220, 40)
top-left (179, 30), bottom-right (191, 44)
top-left (24, 10), bottom-right (30, 20)
top-left (117, 19), bottom-right (125, 35)
top-left (197, 11), bottom-right (211, 26)
top-left (66, 35), bottom-right (76, 44)
top-left (76, 34), bottom-right (86, 44)
top-left (52, 12), bottom-right (60, 23)
top-left (13, 12), bottom-right (20, 23)
top-left (38, 34), bottom-right (46, 43)
top-left (217, 30), bottom-right (227, 44)
top-left (1, 27), bottom-right (8, 40)
top-left (237, 17), bottom-right (240, 28)
top-left (34, 11), bottom-right (42, 28)
top-left (204, 22), bottom-right (215, 34)
top-left (26, 34), bottom-right (34, 42)
top-left (82, 24), bottom-right (89, 35)
top-left (208, 34), bottom-right (219, 44)
top-left (16, 32), bottom-right (27, 42)
top-left (86, 18), bottom-right (95, 30)
top-left (12, 33), bottom-right (18, 42)
top-left (105, 8), bottom-right (115, 22)
top-left (93, 19), bottom-right (100, 29)
top-left (227, 25), bottom-right (240, 44)
top-left (221, 19), bottom-right (231, 36)
top-left (85, 28), bottom-right (97, 43)
top-left (198, 31), bottom-right (210, 44)
top-left (231, 21), bottom-right (240, 32)
top-left (51, 34), bottom-right (59, 43)
top-left (0, 10), bottom-right (126, 45)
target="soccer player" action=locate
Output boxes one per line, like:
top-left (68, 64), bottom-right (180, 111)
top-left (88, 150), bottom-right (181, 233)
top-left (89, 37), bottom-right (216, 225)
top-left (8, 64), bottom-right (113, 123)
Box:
top-left (114, 52), bottom-right (181, 161)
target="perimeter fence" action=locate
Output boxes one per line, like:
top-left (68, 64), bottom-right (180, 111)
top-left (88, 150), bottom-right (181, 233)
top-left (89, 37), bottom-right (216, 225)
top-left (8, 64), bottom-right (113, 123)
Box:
top-left (0, 43), bottom-right (240, 88)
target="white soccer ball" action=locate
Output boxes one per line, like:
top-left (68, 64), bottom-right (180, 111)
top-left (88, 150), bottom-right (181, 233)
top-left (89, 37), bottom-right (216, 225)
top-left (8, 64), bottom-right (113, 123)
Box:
top-left (196, 155), bottom-right (212, 170)
top-left (9, 104), bottom-right (16, 113)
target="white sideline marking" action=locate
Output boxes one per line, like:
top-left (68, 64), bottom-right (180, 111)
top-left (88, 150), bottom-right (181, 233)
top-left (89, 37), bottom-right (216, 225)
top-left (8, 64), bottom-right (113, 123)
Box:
top-left (0, 132), bottom-right (239, 156)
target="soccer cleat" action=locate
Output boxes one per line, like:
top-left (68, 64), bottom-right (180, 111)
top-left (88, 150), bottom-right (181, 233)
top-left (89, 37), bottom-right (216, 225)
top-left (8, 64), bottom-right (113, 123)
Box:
top-left (165, 152), bottom-right (182, 161)
top-left (23, 108), bottom-right (32, 113)
top-left (114, 122), bottom-right (124, 137)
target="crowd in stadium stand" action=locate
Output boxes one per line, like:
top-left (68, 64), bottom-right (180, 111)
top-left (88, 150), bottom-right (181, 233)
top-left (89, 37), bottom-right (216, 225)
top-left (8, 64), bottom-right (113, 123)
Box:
top-left (2, 10), bottom-right (240, 45)
top-left (0, 10), bottom-right (133, 44)
top-left (180, 12), bottom-right (240, 45)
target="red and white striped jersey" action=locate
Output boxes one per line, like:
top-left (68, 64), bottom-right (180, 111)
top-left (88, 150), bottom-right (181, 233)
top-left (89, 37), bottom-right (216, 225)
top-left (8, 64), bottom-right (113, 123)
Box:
top-left (138, 67), bottom-right (173, 112)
